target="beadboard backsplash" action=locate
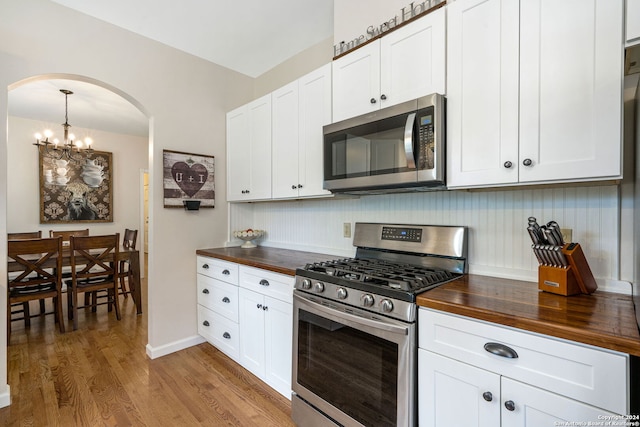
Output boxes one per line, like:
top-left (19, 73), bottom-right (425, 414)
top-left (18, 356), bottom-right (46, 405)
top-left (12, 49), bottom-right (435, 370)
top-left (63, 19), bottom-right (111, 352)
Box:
top-left (229, 185), bottom-right (627, 292)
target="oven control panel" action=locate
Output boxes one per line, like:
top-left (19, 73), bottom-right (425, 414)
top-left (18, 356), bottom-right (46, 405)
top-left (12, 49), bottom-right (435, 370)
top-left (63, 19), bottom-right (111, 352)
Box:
top-left (381, 226), bottom-right (422, 242)
top-left (294, 275), bottom-right (416, 322)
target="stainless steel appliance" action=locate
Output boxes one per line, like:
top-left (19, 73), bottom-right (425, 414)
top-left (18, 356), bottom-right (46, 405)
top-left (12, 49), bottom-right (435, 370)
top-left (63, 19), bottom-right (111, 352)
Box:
top-left (323, 94), bottom-right (445, 195)
top-left (292, 223), bottom-right (468, 427)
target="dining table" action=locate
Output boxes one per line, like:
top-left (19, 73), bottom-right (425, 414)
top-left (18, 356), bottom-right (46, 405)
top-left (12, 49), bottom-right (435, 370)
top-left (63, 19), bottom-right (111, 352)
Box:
top-left (7, 244), bottom-right (143, 315)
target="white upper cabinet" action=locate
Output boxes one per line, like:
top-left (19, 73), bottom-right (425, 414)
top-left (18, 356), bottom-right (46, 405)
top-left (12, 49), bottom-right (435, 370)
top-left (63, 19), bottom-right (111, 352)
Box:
top-left (297, 64), bottom-right (332, 198)
top-left (628, 0), bottom-right (640, 43)
top-left (332, 8), bottom-right (446, 123)
top-left (227, 94), bottom-right (272, 201)
top-left (272, 64), bottom-right (332, 199)
top-left (447, 0), bottom-right (623, 189)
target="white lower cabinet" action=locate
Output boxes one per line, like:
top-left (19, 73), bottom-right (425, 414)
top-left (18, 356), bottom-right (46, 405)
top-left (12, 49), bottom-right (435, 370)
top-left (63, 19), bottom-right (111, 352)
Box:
top-left (197, 258), bottom-right (294, 399)
top-left (418, 308), bottom-right (628, 426)
top-left (197, 257), bottom-right (240, 361)
top-left (238, 266), bottom-right (294, 399)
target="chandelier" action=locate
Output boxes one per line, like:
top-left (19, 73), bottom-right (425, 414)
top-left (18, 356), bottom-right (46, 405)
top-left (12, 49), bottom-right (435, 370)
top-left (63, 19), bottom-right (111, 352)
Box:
top-left (33, 89), bottom-right (95, 162)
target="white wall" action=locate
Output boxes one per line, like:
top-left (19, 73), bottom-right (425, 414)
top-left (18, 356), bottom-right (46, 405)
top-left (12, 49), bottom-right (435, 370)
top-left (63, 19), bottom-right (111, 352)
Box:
top-left (7, 116), bottom-right (147, 235)
top-left (0, 0), bottom-right (254, 406)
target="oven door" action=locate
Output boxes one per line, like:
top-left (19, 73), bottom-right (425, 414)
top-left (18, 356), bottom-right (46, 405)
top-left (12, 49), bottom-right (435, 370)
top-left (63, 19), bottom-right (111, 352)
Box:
top-left (292, 291), bottom-right (416, 427)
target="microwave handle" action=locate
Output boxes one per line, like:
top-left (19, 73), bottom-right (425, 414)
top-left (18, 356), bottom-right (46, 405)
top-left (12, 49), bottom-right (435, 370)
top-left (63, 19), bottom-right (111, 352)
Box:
top-left (404, 112), bottom-right (417, 169)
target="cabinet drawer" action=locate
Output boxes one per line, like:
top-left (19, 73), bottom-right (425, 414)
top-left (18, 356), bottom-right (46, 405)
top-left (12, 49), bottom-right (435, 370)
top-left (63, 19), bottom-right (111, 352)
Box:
top-left (198, 305), bottom-right (239, 361)
top-left (197, 256), bottom-right (238, 284)
top-left (197, 275), bottom-right (239, 322)
top-left (418, 308), bottom-right (628, 414)
top-left (239, 266), bottom-right (294, 303)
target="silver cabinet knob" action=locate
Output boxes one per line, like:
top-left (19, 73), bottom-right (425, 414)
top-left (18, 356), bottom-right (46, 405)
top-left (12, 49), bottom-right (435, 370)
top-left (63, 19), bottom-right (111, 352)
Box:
top-left (504, 400), bottom-right (516, 411)
top-left (202, 288), bottom-right (209, 294)
top-left (503, 161), bottom-right (513, 169)
top-left (380, 94), bottom-right (387, 100)
top-left (370, 98), bottom-right (377, 104)
top-left (222, 297), bottom-right (230, 303)
top-left (522, 158), bottom-right (533, 166)
top-left (483, 392), bottom-right (493, 402)
top-left (222, 269), bottom-right (230, 275)
top-left (202, 264), bottom-right (209, 269)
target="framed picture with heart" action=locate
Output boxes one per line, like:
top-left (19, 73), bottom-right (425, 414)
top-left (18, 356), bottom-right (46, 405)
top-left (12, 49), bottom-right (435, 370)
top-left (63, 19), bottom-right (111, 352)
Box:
top-left (162, 149), bottom-right (215, 208)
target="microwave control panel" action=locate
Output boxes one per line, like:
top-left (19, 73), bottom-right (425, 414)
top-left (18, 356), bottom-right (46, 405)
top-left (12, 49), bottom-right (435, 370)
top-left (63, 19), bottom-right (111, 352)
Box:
top-left (417, 105), bottom-right (435, 170)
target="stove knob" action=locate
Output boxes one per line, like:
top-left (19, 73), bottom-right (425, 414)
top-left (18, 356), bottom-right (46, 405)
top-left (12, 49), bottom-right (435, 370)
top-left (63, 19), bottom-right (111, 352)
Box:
top-left (336, 287), bottom-right (348, 299)
top-left (380, 299), bottom-right (394, 313)
top-left (361, 294), bottom-right (374, 307)
top-left (300, 279), bottom-right (312, 290)
top-left (314, 282), bottom-right (325, 293)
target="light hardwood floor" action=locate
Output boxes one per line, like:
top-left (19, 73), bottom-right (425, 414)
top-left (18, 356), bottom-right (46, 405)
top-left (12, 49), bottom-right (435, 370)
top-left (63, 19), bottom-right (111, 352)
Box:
top-left (0, 268), bottom-right (295, 426)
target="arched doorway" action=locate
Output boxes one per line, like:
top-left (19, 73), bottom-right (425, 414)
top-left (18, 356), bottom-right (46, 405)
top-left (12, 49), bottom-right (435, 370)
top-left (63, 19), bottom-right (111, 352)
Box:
top-left (5, 73), bottom-right (151, 331)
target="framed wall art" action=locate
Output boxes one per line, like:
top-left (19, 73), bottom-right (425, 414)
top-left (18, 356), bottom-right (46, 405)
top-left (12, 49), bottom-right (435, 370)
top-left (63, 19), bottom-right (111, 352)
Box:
top-left (163, 149), bottom-right (215, 208)
top-left (39, 149), bottom-right (113, 223)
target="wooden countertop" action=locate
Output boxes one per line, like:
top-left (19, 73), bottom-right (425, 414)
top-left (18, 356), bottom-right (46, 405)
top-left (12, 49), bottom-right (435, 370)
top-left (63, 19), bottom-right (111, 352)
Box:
top-left (417, 274), bottom-right (640, 357)
top-left (196, 246), bottom-right (340, 276)
top-left (196, 247), bottom-right (640, 357)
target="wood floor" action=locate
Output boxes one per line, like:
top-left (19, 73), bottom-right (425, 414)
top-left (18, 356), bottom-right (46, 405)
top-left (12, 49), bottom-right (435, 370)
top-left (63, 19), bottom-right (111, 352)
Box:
top-left (0, 271), bottom-right (295, 426)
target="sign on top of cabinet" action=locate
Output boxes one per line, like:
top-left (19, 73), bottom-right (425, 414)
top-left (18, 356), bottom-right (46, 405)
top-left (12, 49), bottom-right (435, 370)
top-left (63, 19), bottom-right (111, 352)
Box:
top-left (332, 7), bottom-right (446, 123)
top-left (446, 0), bottom-right (623, 189)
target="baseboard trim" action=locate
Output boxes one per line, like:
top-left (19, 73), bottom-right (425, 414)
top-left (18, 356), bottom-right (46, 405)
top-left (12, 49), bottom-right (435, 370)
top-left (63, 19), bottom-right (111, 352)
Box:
top-left (0, 385), bottom-right (11, 408)
top-left (145, 335), bottom-right (205, 359)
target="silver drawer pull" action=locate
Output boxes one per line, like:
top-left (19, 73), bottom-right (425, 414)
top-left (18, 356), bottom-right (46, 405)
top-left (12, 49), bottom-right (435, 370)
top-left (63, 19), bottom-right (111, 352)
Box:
top-left (259, 279), bottom-right (269, 286)
top-left (222, 297), bottom-right (230, 303)
top-left (222, 269), bottom-right (230, 275)
top-left (202, 288), bottom-right (210, 294)
top-left (484, 342), bottom-right (518, 359)
top-left (202, 264), bottom-right (209, 269)
top-left (202, 320), bottom-right (210, 327)
top-left (223, 332), bottom-right (231, 339)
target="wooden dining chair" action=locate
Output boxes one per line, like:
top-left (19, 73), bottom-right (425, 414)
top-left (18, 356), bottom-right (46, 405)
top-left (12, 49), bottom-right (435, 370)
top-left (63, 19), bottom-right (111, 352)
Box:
top-left (7, 237), bottom-right (65, 342)
top-left (118, 229), bottom-right (138, 298)
top-left (7, 231), bottom-right (45, 325)
top-left (8, 231), bottom-right (42, 239)
top-left (49, 228), bottom-right (89, 245)
top-left (67, 233), bottom-right (121, 330)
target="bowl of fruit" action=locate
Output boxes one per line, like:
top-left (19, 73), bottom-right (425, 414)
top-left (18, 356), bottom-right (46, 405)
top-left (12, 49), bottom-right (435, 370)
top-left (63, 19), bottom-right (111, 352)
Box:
top-left (233, 229), bottom-right (265, 248)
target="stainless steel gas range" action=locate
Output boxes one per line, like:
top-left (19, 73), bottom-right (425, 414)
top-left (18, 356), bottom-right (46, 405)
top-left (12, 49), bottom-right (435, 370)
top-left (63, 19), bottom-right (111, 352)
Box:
top-left (291, 223), bottom-right (468, 427)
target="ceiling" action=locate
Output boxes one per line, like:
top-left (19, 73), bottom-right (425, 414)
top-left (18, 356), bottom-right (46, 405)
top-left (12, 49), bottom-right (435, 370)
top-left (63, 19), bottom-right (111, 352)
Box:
top-left (8, 1), bottom-right (334, 138)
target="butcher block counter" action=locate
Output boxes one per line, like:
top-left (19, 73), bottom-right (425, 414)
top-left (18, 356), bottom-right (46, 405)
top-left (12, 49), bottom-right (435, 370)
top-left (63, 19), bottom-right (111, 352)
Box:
top-left (196, 246), bottom-right (338, 276)
top-left (196, 247), bottom-right (640, 357)
top-left (417, 274), bottom-right (640, 357)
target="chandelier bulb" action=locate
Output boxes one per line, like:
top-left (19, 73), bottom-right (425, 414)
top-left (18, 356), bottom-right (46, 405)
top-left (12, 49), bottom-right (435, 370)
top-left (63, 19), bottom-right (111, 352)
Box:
top-left (35, 132), bottom-right (42, 140)
top-left (44, 129), bottom-right (53, 138)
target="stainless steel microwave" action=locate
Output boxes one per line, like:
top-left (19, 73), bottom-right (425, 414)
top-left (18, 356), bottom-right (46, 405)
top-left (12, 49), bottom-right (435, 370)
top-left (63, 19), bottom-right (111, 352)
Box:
top-left (323, 94), bottom-right (445, 194)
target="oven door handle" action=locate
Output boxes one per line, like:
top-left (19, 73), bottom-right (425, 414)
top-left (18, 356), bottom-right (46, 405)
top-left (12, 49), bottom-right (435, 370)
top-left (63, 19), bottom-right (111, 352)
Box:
top-left (295, 293), bottom-right (409, 337)
top-left (403, 112), bottom-right (417, 169)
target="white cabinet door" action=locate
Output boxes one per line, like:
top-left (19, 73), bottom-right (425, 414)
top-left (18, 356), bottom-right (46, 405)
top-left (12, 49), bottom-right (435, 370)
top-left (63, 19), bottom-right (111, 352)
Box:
top-left (628, 0), bottom-right (640, 43)
top-left (238, 287), bottom-right (266, 378)
top-left (264, 296), bottom-right (293, 398)
top-left (446, 0), bottom-right (520, 188)
top-left (332, 41), bottom-right (381, 122)
top-left (272, 81), bottom-right (300, 199)
top-left (501, 378), bottom-right (617, 426)
top-left (227, 94), bottom-right (272, 201)
top-left (226, 105), bottom-right (251, 200)
top-left (519, 0), bottom-right (622, 183)
top-left (418, 349), bottom-right (500, 427)
top-left (380, 7), bottom-right (446, 107)
top-left (298, 64), bottom-right (332, 198)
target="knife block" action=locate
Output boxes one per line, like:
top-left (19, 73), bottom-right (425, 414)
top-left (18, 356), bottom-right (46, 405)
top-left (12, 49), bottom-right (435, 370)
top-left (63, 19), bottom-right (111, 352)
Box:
top-left (537, 243), bottom-right (598, 296)
top-left (538, 265), bottom-right (582, 296)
